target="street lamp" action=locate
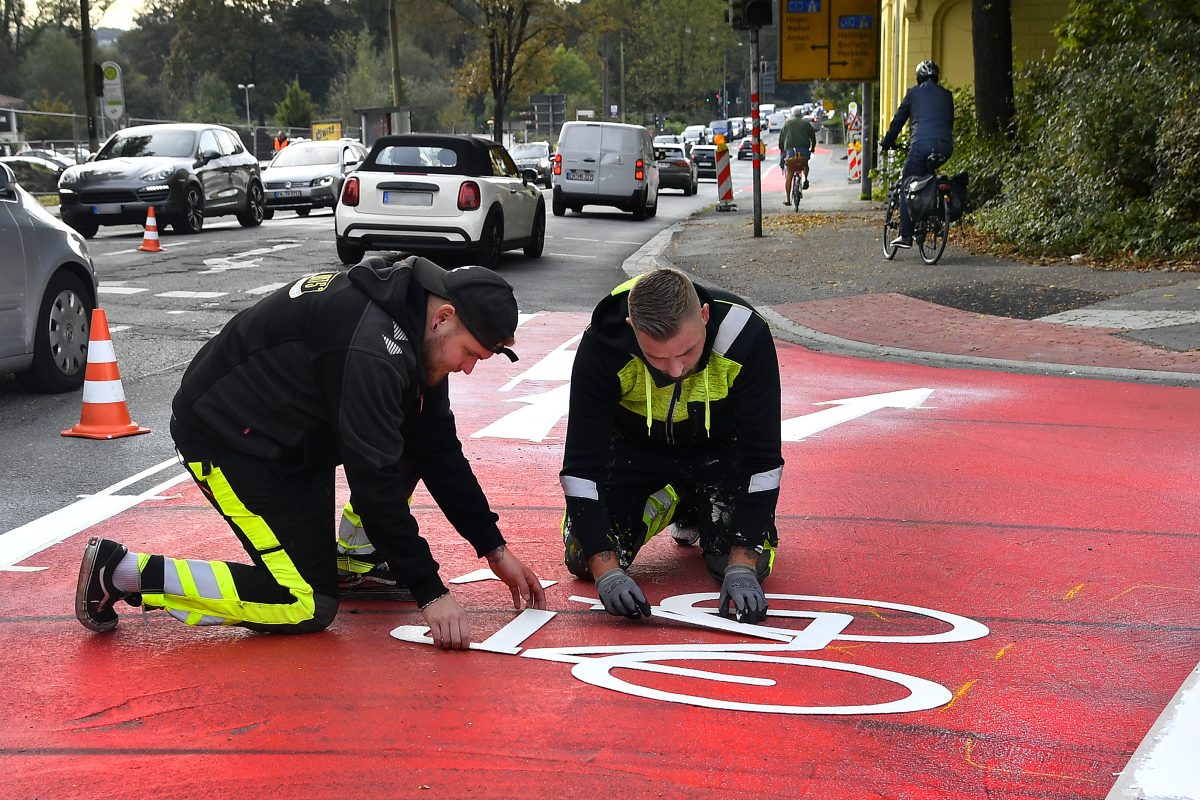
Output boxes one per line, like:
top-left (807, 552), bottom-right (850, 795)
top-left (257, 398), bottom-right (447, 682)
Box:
top-left (237, 82), bottom-right (255, 129)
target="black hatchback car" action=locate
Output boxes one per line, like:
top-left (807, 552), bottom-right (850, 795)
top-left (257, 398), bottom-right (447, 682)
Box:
top-left (57, 123), bottom-right (265, 237)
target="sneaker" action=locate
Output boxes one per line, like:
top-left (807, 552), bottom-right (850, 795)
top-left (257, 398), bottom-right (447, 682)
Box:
top-left (670, 524), bottom-right (701, 547)
top-left (338, 562), bottom-right (415, 601)
top-left (802, 179), bottom-right (810, 190)
top-left (891, 236), bottom-right (913, 249)
top-left (783, 199), bottom-right (791, 207)
top-left (76, 537), bottom-right (130, 632)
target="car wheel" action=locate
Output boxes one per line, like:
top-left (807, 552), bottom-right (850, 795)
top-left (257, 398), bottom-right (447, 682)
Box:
top-left (552, 189), bottom-right (565, 217)
top-left (475, 210), bottom-right (504, 269)
top-left (16, 271), bottom-right (92, 394)
top-left (690, 176), bottom-right (699, 195)
top-left (336, 236), bottom-right (366, 265)
top-left (173, 185), bottom-right (204, 234)
top-left (296, 207), bottom-right (310, 217)
top-left (237, 181), bottom-right (265, 227)
top-left (262, 208), bottom-right (275, 220)
top-left (523, 201), bottom-right (546, 258)
top-left (543, 175), bottom-right (552, 190)
top-left (632, 189), bottom-right (647, 221)
top-left (647, 190), bottom-right (658, 218)
top-left (70, 218), bottom-right (99, 239)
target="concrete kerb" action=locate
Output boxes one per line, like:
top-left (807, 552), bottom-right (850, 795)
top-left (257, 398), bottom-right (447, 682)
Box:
top-left (620, 221), bottom-right (1200, 388)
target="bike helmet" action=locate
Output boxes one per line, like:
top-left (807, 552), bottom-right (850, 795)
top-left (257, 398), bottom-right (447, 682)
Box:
top-left (915, 60), bottom-right (940, 84)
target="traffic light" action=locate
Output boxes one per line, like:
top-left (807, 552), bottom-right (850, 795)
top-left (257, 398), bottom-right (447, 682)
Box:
top-left (744, 0), bottom-right (772, 27)
top-left (93, 63), bottom-right (104, 97)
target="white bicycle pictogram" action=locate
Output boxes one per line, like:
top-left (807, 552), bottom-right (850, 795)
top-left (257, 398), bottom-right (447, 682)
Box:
top-left (391, 593), bottom-right (989, 715)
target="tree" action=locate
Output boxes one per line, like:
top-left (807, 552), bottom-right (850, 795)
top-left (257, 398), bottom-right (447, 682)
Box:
top-left (971, 0), bottom-right (1015, 138)
top-left (445, 0), bottom-right (566, 141)
top-left (275, 80), bottom-right (316, 128)
top-left (22, 91), bottom-right (75, 140)
top-left (19, 27), bottom-right (84, 111)
top-left (179, 72), bottom-right (238, 123)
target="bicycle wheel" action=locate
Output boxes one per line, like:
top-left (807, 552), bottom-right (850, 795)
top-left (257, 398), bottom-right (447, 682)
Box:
top-left (791, 174), bottom-right (802, 207)
top-left (918, 198), bottom-right (950, 264)
top-left (882, 194), bottom-right (900, 260)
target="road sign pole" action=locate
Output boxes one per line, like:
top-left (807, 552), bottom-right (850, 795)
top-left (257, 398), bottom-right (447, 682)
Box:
top-left (750, 27), bottom-right (762, 237)
top-left (860, 81), bottom-right (873, 200)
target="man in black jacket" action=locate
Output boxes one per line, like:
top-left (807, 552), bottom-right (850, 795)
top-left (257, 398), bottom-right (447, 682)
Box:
top-left (880, 60), bottom-right (954, 249)
top-left (560, 268), bottom-right (783, 624)
top-left (76, 256), bottom-right (545, 649)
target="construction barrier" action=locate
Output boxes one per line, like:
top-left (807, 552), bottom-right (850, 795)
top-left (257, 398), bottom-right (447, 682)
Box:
top-left (848, 139), bottom-right (863, 181)
top-left (61, 308), bottom-right (150, 440)
top-left (137, 206), bottom-right (163, 252)
top-left (714, 134), bottom-right (735, 212)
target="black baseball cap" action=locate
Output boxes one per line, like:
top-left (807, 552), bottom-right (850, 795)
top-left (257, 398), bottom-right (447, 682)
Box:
top-left (411, 257), bottom-right (519, 361)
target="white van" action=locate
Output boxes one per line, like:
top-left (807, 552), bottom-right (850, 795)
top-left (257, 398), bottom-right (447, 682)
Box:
top-left (553, 122), bottom-right (660, 220)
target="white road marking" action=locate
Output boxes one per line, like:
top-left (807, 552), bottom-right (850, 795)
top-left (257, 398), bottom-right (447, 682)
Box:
top-left (246, 282), bottom-right (288, 295)
top-left (0, 458), bottom-right (185, 569)
top-left (107, 242), bottom-right (195, 256)
top-left (1108, 663), bottom-right (1200, 800)
top-left (781, 388), bottom-right (934, 442)
top-left (545, 252), bottom-right (597, 259)
top-left (562, 237), bottom-right (600, 242)
top-left (108, 324), bottom-right (131, 333)
top-left (447, 568), bottom-right (557, 589)
top-left (157, 291), bottom-right (228, 299)
top-left (99, 286), bottom-right (149, 295)
top-left (198, 242), bottom-right (303, 274)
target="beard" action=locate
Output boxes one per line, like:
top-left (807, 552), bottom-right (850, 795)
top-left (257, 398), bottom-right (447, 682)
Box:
top-left (422, 326), bottom-right (450, 386)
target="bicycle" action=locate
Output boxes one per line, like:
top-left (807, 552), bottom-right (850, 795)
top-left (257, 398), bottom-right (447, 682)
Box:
top-left (784, 150), bottom-right (809, 208)
top-left (881, 145), bottom-right (953, 265)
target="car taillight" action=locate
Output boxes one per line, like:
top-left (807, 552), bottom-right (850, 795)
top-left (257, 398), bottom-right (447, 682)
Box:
top-left (553, 153), bottom-right (562, 175)
top-left (635, 158), bottom-right (644, 181)
top-left (340, 176), bottom-right (359, 206)
top-left (458, 181), bottom-right (481, 211)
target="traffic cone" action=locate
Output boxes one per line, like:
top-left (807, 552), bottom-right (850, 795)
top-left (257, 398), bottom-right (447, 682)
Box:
top-left (62, 308), bottom-right (151, 440)
top-left (137, 206), bottom-right (164, 252)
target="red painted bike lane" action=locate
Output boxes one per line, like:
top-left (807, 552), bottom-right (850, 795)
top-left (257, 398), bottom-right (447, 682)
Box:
top-left (2, 311), bottom-right (1197, 799)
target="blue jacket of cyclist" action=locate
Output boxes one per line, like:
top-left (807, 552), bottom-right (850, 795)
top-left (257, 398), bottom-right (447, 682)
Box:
top-left (881, 60), bottom-right (954, 244)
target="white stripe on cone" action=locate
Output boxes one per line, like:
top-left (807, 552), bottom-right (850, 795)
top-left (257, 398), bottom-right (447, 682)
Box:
top-left (82, 379), bottom-right (127, 404)
top-left (87, 339), bottom-right (115, 363)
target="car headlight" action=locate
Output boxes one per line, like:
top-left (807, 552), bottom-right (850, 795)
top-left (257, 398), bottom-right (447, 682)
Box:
top-left (311, 175), bottom-right (334, 187)
top-left (59, 169), bottom-right (80, 187)
top-left (142, 167), bottom-right (175, 182)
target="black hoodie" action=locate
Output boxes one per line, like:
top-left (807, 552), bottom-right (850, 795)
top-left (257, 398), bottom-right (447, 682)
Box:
top-left (171, 256), bottom-right (504, 605)
top-left (559, 276), bottom-right (783, 559)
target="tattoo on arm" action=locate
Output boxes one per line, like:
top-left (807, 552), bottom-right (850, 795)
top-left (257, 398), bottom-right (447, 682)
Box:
top-left (485, 544), bottom-right (507, 564)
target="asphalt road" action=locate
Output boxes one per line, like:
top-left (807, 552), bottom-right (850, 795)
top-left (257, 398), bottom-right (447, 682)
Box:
top-left (0, 165), bottom-right (738, 533)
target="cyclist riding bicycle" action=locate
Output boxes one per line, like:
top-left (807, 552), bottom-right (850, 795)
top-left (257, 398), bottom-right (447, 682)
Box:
top-left (880, 60), bottom-right (954, 248)
top-left (778, 105), bottom-right (816, 206)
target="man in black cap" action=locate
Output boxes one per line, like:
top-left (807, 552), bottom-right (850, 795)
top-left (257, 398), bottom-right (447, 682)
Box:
top-left (76, 255), bottom-right (545, 649)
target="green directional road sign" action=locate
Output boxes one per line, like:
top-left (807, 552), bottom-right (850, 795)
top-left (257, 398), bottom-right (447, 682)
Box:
top-left (778, 0), bottom-right (880, 82)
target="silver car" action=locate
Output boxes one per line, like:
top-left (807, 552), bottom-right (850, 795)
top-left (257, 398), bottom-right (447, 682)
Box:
top-left (261, 139), bottom-right (367, 218)
top-left (508, 141), bottom-right (553, 189)
top-left (0, 163), bottom-right (98, 392)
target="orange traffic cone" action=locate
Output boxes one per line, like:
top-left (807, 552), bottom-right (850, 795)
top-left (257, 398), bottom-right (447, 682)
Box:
top-left (137, 206), bottom-right (163, 252)
top-left (62, 309), bottom-right (151, 440)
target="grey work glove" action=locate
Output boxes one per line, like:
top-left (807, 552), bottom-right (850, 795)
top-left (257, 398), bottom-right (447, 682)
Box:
top-left (595, 568), bottom-right (652, 620)
top-left (718, 564), bottom-right (768, 623)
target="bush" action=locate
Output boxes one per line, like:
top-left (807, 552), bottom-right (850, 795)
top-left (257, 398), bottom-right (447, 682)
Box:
top-left (969, 3), bottom-right (1200, 259)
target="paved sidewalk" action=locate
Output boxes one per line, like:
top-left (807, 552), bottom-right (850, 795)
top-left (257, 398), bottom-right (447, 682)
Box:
top-left (626, 149), bottom-right (1200, 386)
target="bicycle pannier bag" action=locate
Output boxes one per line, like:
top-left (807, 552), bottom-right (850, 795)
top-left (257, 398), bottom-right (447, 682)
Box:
top-left (947, 172), bottom-right (969, 222)
top-left (904, 175), bottom-right (937, 222)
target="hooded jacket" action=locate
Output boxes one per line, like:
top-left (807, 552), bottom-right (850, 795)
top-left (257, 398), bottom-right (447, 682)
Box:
top-left (171, 256), bottom-right (504, 605)
top-left (560, 275), bottom-right (783, 559)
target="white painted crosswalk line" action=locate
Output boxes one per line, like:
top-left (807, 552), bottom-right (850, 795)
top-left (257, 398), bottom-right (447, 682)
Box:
top-left (99, 286), bottom-right (149, 295)
top-left (157, 291), bottom-right (228, 299)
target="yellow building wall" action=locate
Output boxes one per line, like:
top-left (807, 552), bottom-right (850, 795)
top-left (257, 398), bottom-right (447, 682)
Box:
top-left (878, 0), bottom-right (1069, 130)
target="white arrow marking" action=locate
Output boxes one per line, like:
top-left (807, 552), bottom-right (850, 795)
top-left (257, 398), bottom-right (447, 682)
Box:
top-left (449, 568), bottom-right (557, 589)
top-left (472, 382), bottom-right (572, 442)
top-left (781, 388), bottom-right (934, 442)
top-left (199, 243), bottom-right (302, 274)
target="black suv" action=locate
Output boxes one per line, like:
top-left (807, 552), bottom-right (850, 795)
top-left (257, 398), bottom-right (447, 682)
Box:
top-left (58, 123), bottom-right (265, 237)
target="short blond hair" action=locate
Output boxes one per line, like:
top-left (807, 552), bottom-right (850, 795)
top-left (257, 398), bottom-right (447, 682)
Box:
top-left (627, 268), bottom-right (700, 340)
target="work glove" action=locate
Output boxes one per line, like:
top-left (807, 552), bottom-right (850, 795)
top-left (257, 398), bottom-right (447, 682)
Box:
top-left (595, 568), bottom-right (652, 620)
top-left (718, 564), bottom-right (768, 624)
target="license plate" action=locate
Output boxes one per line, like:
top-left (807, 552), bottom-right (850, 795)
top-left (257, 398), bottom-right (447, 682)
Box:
top-left (567, 169), bottom-right (594, 181)
top-left (383, 191), bottom-right (432, 206)
top-left (273, 190), bottom-right (301, 198)
top-left (92, 204), bottom-right (122, 214)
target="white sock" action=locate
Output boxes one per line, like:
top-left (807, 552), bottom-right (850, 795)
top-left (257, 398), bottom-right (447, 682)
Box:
top-left (112, 552), bottom-right (142, 593)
